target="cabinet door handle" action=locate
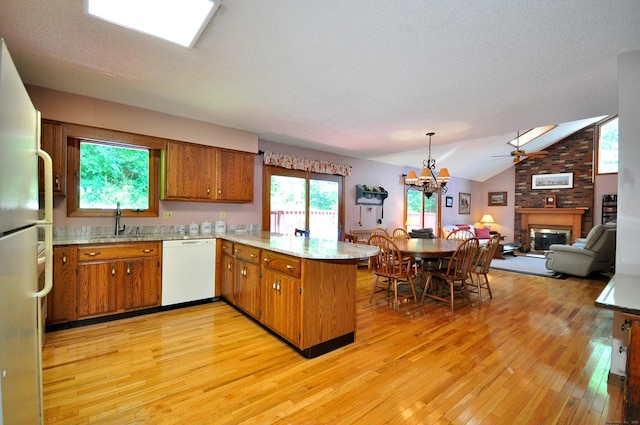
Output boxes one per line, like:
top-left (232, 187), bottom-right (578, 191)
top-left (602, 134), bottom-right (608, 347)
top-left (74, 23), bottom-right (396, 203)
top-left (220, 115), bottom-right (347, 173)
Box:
top-left (111, 266), bottom-right (116, 276)
top-left (218, 188), bottom-right (222, 195)
top-left (206, 186), bottom-right (211, 195)
top-left (235, 249), bottom-right (240, 254)
top-left (127, 266), bottom-right (131, 274)
top-left (84, 252), bottom-right (101, 257)
top-left (62, 254), bottom-right (67, 265)
top-left (250, 254), bottom-right (258, 259)
top-left (263, 258), bottom-right (272, 263)
top-left (54, 174), bottom-right (60, 191)
top-left (227, 263), bottom-right (232, 271)
top-left (286, 264), bottom-right (296, 270)
top-left (140, 249), bottom-right (154, 253)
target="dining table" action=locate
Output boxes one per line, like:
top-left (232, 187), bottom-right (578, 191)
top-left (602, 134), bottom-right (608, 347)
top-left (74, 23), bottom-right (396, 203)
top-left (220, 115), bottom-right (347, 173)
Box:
top-left (394, 238), bottom-right (462, 259)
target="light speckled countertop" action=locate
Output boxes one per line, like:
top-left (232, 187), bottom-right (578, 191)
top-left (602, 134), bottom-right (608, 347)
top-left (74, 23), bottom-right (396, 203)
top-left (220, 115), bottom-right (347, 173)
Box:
top-left (54, 231), bottom-right (378, 260)
top-left (595, 273), bottom-right (640, 315)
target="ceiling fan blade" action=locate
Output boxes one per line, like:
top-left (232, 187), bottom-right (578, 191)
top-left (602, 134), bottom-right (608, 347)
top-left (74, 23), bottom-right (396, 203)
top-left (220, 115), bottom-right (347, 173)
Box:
top-left (527, 150), bottom-right (549, 155)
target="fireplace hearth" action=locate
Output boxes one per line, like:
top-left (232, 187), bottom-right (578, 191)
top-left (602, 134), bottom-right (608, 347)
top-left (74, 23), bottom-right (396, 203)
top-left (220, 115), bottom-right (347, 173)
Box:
top-left (530, 228), bottom-right (571, 252)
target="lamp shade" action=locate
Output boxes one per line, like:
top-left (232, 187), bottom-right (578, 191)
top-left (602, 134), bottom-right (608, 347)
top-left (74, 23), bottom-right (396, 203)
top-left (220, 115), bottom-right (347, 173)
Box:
top-left (437, 168), bottom-right (450, 181)
top-left (480, 214), bottom-right (495, 224)
top-left (405, 170), bottom-right (418, 183)
top-left (419, 167), bottom-right (433, 181)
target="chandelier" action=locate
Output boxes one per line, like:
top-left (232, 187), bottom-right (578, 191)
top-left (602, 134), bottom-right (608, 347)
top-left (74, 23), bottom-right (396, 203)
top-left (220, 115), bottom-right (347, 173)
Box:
top-left (404, 132), bottom-right (450, 198)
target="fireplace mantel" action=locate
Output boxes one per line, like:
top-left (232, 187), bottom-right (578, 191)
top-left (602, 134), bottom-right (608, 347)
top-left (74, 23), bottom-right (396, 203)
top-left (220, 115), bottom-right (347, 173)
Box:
top-left (516, 207), bottom-right (587, 249)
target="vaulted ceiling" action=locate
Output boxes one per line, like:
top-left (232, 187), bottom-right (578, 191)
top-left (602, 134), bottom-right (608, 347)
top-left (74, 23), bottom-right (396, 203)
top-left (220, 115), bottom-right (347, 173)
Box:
top-left (1, 1), bottom-right (639, 181)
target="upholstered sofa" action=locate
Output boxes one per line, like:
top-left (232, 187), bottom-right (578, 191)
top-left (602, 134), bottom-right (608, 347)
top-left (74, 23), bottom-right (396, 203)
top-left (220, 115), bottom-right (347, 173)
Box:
top-left (441, 224), bottom-right (493, 244)
top-left (544, 223), bottom-right (616, 277)
top-left (408, 228), bottom-right (438, 239)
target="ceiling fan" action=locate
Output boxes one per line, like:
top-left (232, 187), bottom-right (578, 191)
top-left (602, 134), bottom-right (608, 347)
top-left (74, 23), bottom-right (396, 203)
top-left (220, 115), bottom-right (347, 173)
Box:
top-left (495, 131), bottom-right (549, 163)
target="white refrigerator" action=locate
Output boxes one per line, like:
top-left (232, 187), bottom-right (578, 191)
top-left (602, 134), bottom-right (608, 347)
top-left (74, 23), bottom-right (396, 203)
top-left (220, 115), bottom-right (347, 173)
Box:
top-left (0, 39), bottom-right (53, 425)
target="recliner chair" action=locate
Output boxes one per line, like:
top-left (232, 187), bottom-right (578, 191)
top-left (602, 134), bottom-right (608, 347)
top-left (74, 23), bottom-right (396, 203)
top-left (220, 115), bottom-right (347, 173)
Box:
top-left (544, 223), bottom-right (616, 277)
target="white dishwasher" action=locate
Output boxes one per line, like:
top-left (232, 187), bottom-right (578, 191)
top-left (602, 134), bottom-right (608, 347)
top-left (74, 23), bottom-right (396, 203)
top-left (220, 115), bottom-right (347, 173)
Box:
top-left (162, 239), bottom-right (216, 306)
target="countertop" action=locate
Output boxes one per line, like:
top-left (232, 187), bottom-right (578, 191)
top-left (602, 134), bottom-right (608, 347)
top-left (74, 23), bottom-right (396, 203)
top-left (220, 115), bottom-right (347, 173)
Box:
top-left (54, 231), bottom-right (379, 261)
top-left (595, 273), bottom-right (640, 315)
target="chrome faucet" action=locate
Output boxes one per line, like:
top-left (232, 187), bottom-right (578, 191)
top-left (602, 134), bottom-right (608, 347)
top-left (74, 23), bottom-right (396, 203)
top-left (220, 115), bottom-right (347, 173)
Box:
top-left (115, 202), bottom-right (126, 235)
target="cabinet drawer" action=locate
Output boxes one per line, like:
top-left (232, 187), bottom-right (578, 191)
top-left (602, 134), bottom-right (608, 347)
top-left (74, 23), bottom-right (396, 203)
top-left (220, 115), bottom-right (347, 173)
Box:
top-left (78, 243), bottom-right (159, 261)
top-left (263, 251), bottom-right (301, 278)
top-left (221, 240), bottom-right (234, 256)
top-left (234, 244), bottom-right (260, 263)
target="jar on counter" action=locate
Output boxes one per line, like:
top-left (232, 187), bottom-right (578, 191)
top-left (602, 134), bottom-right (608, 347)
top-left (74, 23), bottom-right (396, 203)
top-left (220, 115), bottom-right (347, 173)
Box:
top-left (188, 222), bottom-right (199, 235)
top-left (200, 221), bottom-right (212, 234)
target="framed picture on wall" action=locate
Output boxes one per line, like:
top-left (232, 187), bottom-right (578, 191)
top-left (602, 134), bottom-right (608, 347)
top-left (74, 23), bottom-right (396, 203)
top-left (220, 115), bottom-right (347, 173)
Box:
top-left (488, 191), bottom-right (507, 206)
top-left (445, 196), bottom-right (453, 207)
top-left (532, 173), bottom-right (573, 189)
top-left (459, 193), bottom-right (471, 214)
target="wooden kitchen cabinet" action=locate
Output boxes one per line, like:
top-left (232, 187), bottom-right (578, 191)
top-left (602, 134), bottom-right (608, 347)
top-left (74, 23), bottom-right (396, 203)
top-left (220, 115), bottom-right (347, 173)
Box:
top-left (262, 251), bottom-right (301, 346)
top-left (123, 257), bottom-right (160, 310)
top-left (162, 140), bottom-right (254, 203)
top-left (220, 241), bottom-right (235, 304)
top-left (162, 140), bottom-right (216, 201)
top-left (233, 243), bottom-right (261, 319)
top-left (220, 238), bottom-right (358, 357)
top-left (39, 120), bottom-right (66, 196)
top-left (76, 242), bottom-right (161, 319)
top-left (215, 149), bottom-right (254, 202)
top-left (47, 246), bottom-right (78, 324)
top-left (622, 313), bottom-right (640, 422)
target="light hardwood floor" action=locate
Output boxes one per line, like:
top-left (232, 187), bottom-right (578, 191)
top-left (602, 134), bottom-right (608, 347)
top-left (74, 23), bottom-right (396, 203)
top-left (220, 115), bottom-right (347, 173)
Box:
top-left (43, 267), bottom-right (622, 424)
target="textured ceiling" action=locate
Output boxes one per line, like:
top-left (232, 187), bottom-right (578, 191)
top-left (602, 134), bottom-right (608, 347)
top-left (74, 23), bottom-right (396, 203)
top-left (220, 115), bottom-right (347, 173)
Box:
top-left (1, 0), bottom-right (639, 181)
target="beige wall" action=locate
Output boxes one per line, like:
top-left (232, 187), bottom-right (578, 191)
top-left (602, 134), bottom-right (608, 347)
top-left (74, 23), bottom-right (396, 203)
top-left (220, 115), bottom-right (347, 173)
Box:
top-left (27, 86), bottom-right (258, 152)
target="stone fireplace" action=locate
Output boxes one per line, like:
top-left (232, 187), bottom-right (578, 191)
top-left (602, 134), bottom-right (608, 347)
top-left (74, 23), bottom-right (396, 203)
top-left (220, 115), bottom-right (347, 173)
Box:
top-left (516, 208), bottom-right (586, 253)
top-left (529, 228), bottom-right (572, 253)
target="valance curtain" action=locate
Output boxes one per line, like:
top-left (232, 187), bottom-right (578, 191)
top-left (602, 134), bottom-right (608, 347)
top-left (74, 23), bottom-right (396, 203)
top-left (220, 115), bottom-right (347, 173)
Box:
top-left (262, 151), bottom-right (351, 177)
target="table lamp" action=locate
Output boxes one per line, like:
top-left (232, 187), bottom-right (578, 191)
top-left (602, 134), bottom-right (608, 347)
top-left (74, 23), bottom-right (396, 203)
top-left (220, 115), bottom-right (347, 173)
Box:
top-left (480, 214), bottom-right (495, 229)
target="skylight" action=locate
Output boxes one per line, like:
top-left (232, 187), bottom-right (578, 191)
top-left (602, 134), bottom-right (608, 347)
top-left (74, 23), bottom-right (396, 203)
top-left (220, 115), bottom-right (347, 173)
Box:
top-left (508, 124), bottom-right (557, 147)
top-left (84, 0), bottom-right (220, 48)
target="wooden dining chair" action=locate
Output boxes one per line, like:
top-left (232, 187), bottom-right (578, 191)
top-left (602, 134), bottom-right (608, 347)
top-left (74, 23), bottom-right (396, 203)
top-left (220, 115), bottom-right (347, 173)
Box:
top-left (368, 234), bottom-right (418, 311)
top-left (392, 227), bottom-right (410, 241)
top-left (446, 228), bottom-right (475, 240)
top-left (467, 234), bottom-right (501, 304)
top-left (370, 227), bottom-right (390, 239)
top-left (421, 237), bottom-right (479, 313)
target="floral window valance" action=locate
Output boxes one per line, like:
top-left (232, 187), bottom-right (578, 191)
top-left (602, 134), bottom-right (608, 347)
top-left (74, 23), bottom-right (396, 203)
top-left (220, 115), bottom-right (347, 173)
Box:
top-left (262, 151), bottom-right (351, 176)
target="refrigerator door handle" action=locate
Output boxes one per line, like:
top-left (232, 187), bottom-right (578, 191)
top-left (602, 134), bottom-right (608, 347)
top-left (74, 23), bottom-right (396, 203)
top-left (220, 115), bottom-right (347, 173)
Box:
top-left (35, 125), bottom-right (53, 299)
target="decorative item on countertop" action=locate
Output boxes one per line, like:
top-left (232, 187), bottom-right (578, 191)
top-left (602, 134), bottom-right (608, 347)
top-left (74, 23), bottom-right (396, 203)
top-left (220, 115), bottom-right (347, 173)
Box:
top-left (188, 222), bottom-right (199, 235)
top-left (178, 225), bottom-right (187, 235)
top-left (200, 220), bottom-right (212, 234)
top-left (215, 220), bottom-right (226, 234)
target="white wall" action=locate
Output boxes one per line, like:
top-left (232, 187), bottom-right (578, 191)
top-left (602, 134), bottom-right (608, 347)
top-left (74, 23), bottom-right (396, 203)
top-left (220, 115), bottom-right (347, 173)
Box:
top-left (609, 49), bottom-right (640, 378)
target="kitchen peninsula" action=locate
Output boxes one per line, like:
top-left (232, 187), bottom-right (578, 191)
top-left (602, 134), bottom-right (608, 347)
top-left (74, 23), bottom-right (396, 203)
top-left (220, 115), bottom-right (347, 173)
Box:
top-left (50, 230), bottom-right (378, 358)
top-left (219, 232), bottom-right (378, 358)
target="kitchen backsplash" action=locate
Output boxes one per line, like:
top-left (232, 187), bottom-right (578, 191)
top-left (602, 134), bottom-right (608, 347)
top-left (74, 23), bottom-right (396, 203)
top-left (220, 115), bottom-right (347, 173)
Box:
top-left (53, 224), bottom-right (261, 237)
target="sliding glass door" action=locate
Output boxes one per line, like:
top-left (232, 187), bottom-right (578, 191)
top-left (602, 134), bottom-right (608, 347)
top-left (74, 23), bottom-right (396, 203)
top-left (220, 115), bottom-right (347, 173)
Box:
top-left (264, 166), bottom-right (344, 240)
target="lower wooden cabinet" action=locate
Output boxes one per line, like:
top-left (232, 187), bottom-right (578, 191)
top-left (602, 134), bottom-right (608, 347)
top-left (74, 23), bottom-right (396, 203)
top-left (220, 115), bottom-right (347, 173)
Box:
top-left (221, 239), bottom-right (357, 357)
top-left (220, 241), bottom-right (235, 304)
top-left (233, 244), bottom-right (261, 319)
top-left (47, 246), bottom-right (78, 324)
top-left (48, 242), bottom-right (161, 324)
top-left (623, 313), bottom-right (640, 422)
top-left (261, 268), bottom-right (301, 346)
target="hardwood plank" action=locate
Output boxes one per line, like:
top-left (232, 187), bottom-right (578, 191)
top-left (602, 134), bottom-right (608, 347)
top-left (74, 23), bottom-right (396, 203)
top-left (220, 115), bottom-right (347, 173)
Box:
top-left (43, 268), bottom-right (622, 424)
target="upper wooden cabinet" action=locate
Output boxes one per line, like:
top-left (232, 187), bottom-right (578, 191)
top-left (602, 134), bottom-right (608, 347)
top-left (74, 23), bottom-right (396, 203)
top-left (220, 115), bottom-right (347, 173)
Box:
top-left (39, 120), bottom-right (66, 196)
top-left (215, 149), bottom-right (254, 202)
top-left (161, 140), bottom-right (254, 203)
